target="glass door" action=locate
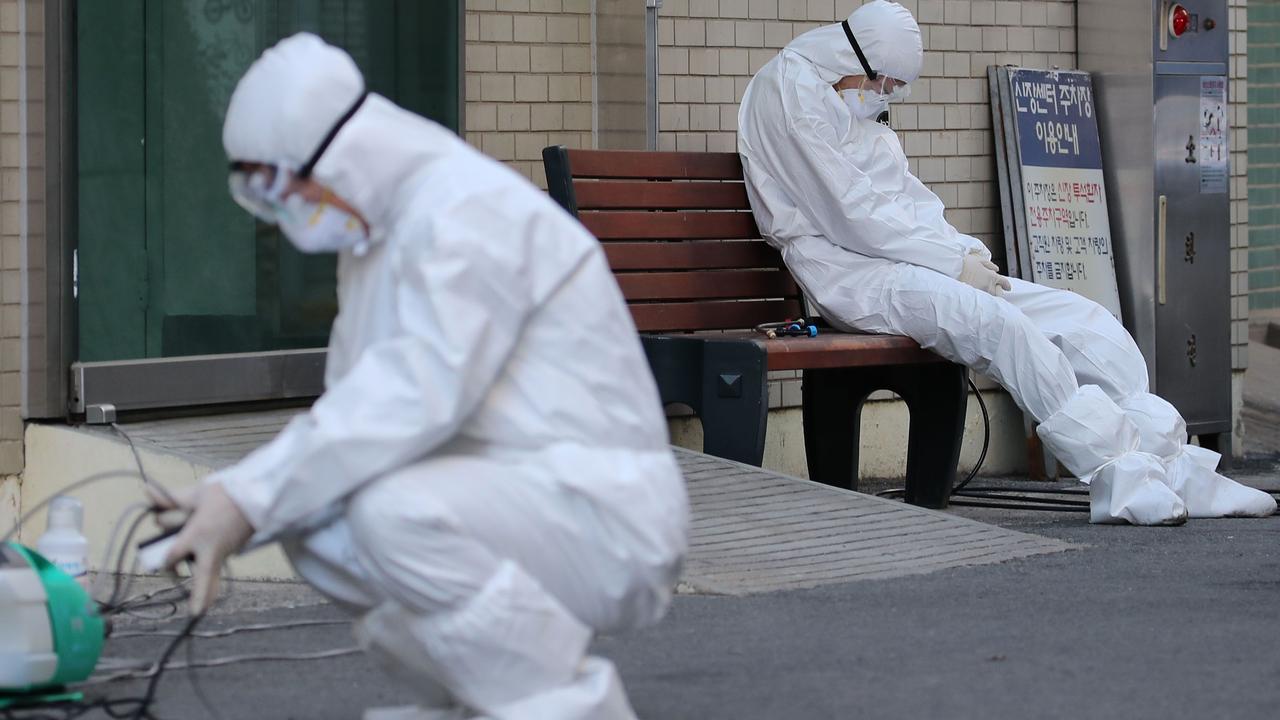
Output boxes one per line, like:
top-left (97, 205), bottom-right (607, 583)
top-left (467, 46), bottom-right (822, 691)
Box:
top-left (76, 0), bottom-right (460, 362)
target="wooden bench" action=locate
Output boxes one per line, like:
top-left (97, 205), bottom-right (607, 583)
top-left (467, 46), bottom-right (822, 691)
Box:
top-left (542, 147), bottom-right (968, 508)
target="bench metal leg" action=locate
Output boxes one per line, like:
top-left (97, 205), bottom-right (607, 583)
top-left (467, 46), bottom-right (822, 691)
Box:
top-left (698, 341), bottom-right (769, 466)
top-left (803, 363), bottom-right (968, 508)
top-left (894, 363), bottom-right (968, 509)
top-left (802, 368), bottom-right (875, 491)
top-left (641, 335), bottom-right (769, 467)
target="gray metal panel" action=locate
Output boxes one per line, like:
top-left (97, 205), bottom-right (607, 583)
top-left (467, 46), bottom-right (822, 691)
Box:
top-left (989, 67), bottom-right (1021, 276)
top-left (645, 1), bottom-right (660, 150)
top-left (1079, 0), bottom-right (1158, 386)
top-left (593, 0), bottom-right (648, 150)
top-left (1153, 75), bottom-right (1231, 430)
top-left (71, 349), bottom-right (326, 414)
top-left (994, 67), bottom-right (1033, 281)
top-left (1153, 0), bottom-right (1229, 64)
top-left (1156, 61), bottom-right (1227, 75)
top-left (1083, 0), bottom-right (1231, 430)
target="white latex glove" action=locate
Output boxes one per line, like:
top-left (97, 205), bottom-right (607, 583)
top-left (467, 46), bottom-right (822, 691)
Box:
top-left (147, 483), bottom-right (253, 615)
top-left (958, 254), bottom-right (1013, 297)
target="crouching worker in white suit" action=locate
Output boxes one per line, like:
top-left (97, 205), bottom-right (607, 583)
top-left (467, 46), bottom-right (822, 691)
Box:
top-left (151, 34), bottom-right (689, 719)
top-left (738, 1), bottom-right (1274, 525)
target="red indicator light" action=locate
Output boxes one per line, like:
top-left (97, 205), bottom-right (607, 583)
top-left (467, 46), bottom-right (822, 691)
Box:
top-left (1170, 4), bottom-right (1190, 37)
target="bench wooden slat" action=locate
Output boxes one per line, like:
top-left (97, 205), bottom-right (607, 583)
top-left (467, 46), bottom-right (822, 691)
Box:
top-left (616, 270), bottom-right (799, 301)
top-left (580, 211), bottom-right (759, 240)
top-left (603, 241), bottom-right (784, 271)
top-left (756, 334), bottom-right (944, 371)
top-left (630, 299), bottom-right (804, 332)
top-left (566, 149), bottom-right (743, 180)
top-left (573, 180), bottom-right (750, 210)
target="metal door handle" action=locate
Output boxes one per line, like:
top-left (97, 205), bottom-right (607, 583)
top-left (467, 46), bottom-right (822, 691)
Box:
top-left (1159, 1), bottom-right (1169, 52)
top-left (1158, 195), bottom-right (1167, 305)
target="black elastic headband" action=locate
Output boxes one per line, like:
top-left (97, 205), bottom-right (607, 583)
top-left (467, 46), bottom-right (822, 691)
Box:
top-left (298, 90), bottom-right (369, 179)
top-left (840, 20), bottom-right (878, 81)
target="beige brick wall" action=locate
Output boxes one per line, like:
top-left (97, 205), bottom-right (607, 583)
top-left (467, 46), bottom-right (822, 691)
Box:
top-left (464, 0), bottom-right (595, 188)
top-left (1230, 0), bottom-right (1249, 371)
top-left (0, 0), bottom-right (24, 475)
top-left (658, 0), bottom-right (1074, 241)
top-left (657, 0), bottom-right (1076, 405)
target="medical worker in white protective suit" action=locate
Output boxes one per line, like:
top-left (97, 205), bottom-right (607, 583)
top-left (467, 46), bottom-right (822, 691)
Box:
top-left (151, 33), bottom-right (689, 720)
top-left (738, 1), bottom-right (1275, 525)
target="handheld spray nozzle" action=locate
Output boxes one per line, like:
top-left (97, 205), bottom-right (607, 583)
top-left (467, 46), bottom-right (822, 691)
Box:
top-left (754, 318), bottom-right (820, 339)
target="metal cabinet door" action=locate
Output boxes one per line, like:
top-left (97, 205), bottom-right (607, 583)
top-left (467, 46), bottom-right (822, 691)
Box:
top-left (1153, 73), bottom-right (1231, 433)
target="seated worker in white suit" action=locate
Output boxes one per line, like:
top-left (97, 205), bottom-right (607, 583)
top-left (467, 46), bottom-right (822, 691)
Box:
top-left (737, 1), bottom-right (1274, 525)
top-left (151, 33), bottom-right (689, 720)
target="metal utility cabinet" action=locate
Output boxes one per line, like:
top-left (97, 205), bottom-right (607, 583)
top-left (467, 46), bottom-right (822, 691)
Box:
top-left (1079, 0), bottom-right (1233, 449)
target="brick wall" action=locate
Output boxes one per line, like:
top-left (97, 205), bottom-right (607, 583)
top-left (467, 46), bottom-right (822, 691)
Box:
top-left (657, 0), bottom-right (1074, 239)
top-left (655, 0), bottom-right (1076, 405)
top-left (0, 0), bottom-right (24, 475)
top-left (1230, 0), bottom-right (1249, 372)
top-left (463, 0), bottom-right (595, 188)
top-left (1247, 0), bottom-right (1280, 314)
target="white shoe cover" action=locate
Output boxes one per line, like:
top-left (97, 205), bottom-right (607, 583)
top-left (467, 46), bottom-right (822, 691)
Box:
top-left (1038, 386), bottom-right (1187, 525)
top-left (359, 562), bottom-right (637, 719)
top-left (1116, 393), bottom-right (1185, 458)
top-left (1115, 393), bottom-right (1276, 518)
top-left (355, 607), bottom-right (465, 716)
top-left (1089, 453), bottom-right (1188, 525)
top-left (1166, 445), bottom-right (1277, 518)
top-left (477, 657), bottom-right (639, 720)
top-left (1036, 385), bottom-right (1141, 483)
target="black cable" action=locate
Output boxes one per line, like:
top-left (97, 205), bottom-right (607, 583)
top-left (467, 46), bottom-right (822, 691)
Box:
top-left (874, 374), bottom-right (1096, 513)
top-left (953, 375), bottom-right (990, 493)
top-left (949, 498), bottom-right (1091, 513)
top-left (185, 623), bottom-right (224, 720)
top-left (876, 373), bottom-right (990, 499)
top-left (99, 510), bottom-right (151, 615)
top-left (126, 614), bottom-right (204, 720)
top-left (2, 471), bottom-right (146, 545)
top-left (949, 490), bottom-right (1088, 507)
top-left (958, 485), bottom-right (1088, 495)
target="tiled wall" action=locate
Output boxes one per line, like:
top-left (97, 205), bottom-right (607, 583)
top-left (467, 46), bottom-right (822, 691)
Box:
top-left (463, 0), bottom-right (595, 188)
top-left (656, 0), bottom-right (1079, 403)
top-left (1247, 0), bottom-right (1280, 313)
top-left (0, 1), bottom-right (1256, 481)
top-left (461, 0), bottom-right (1252, 398)
top-left (0, 0), bottom-right (26, 474)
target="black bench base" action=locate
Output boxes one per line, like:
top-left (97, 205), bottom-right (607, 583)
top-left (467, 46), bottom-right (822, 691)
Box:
top-left (643, 335), bottom-right (968, 509)
top-left (803, 364), bottom-right (968, 509)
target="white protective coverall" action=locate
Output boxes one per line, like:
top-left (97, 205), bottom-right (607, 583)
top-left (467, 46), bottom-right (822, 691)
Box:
top-left (738, 1), bottom-right (1275, 525)
top-left (216, 34), bottom-right (689, 719)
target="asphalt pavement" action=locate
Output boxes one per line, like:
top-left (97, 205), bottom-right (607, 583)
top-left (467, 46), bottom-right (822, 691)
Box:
top-left (33, 463), bottom-right (1277, 720)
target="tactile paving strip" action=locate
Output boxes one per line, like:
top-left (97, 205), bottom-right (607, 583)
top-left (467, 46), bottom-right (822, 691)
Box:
top-left (674, 449), bottom-right (1075, 595)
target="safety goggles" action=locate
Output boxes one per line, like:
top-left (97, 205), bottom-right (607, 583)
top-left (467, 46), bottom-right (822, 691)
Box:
top-left (841, 19), bottom-right (911, 102)
top-left (860, 75), bottom-right (911, 102)
top-left (228, 161), bottom-right (296, 224)
top-left (226, 90), bottom-right (369, 224)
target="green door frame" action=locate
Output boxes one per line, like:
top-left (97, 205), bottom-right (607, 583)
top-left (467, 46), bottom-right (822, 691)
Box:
top-left (26, 0), bottom-right (465, 419)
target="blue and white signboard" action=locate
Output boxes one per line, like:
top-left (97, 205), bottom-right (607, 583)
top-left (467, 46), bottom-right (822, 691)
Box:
top-left (1008, 69), bottom-right (1122, 320)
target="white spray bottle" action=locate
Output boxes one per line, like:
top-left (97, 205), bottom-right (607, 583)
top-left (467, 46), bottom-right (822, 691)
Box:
top-left (35, 495), bottom-right (89, 586)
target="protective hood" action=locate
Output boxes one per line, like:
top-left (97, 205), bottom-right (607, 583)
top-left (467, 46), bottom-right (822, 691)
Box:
top-left (223, 33), bottom-right (459, 235)
top-left (784, 0), bottom-right (923, 84)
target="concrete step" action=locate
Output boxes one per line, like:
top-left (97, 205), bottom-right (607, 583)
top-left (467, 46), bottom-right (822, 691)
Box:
top-left (15, 413), bottom-right (1073, 592)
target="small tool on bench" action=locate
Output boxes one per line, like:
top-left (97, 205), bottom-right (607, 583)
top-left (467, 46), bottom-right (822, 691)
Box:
top-left (755, 318), bottom-right (819, 339)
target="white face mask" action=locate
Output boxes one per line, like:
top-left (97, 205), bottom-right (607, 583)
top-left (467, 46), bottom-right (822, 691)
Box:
top-left (278, 194), bottom-right (370, 255)
top-left (840, 87), bottom-right (891, 120)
